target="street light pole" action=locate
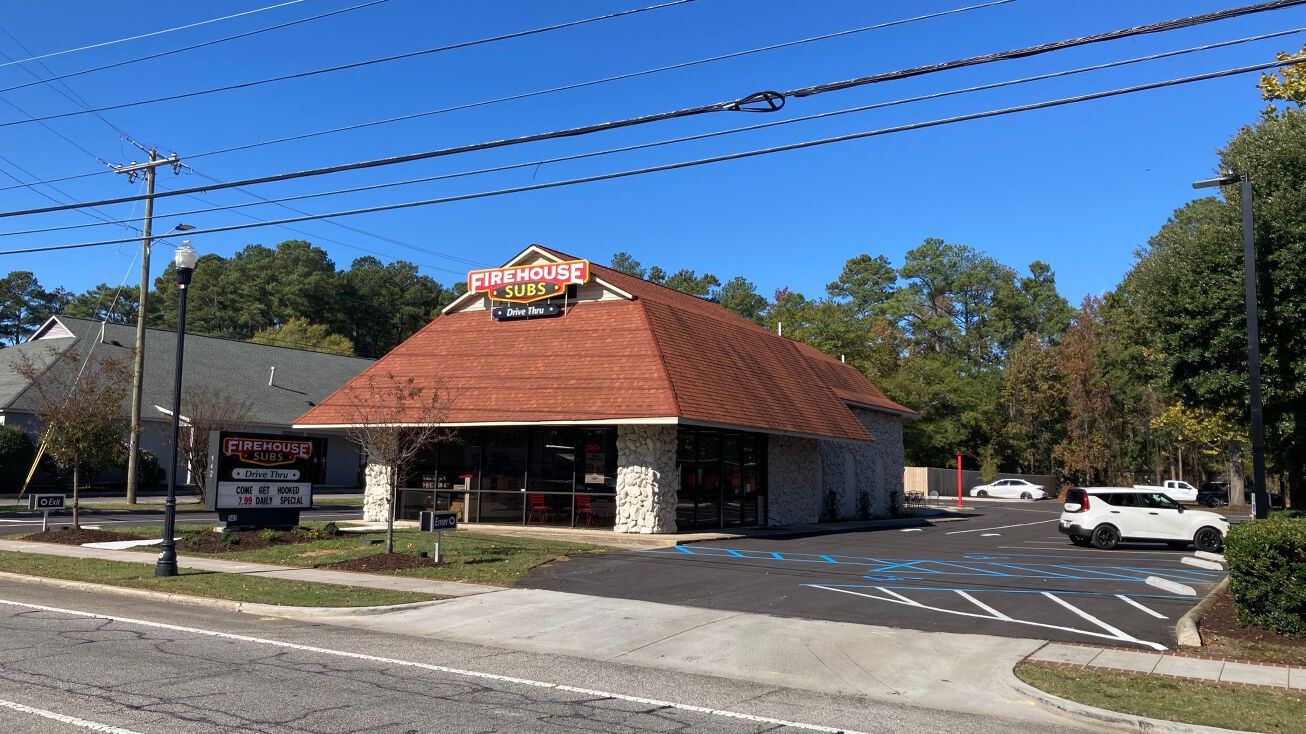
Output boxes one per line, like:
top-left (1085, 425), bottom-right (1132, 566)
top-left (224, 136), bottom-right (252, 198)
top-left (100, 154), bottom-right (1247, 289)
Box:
top-left (1194, 173), bottom-right (1269, 519)
top-left (155, 242), bottom-right (198, 577)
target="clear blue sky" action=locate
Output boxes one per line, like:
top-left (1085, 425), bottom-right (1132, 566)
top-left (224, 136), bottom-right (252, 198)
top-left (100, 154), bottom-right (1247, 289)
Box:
top-left (1, 0), bottom-right (1302, 305)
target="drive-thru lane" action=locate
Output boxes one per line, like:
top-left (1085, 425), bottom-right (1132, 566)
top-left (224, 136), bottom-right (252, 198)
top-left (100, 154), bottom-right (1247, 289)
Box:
top-left (523, 503), bottom-right (1226, 649)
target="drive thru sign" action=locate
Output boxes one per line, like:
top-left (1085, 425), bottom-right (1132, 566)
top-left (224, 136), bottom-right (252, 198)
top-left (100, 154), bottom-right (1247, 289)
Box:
top-left (205, 431), bottom-right (324, 529)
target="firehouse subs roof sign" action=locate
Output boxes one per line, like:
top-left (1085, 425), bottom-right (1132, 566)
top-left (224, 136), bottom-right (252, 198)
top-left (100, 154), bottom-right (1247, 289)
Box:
top-left (467, 259), bottom-right (590, 304)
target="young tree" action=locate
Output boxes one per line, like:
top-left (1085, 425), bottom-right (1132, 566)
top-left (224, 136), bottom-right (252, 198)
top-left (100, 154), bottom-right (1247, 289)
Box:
top-left (341, 372), bottom-right (455, 553)
top-left (16, 348), bottom-right (129, 527)
top-left (175, 386), bottom-right (254, 502)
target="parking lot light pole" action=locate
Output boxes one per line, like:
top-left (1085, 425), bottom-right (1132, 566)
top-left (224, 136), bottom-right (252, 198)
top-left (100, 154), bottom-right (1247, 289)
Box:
top-left (1193, 173), bottom-right (1268, 520)
top-left (155, 242), bottom-right (198, 577)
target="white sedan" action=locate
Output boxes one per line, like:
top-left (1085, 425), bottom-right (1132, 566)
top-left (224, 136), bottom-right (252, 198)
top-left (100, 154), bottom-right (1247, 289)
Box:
top-left (970, 479), bottom-right (1048, 499)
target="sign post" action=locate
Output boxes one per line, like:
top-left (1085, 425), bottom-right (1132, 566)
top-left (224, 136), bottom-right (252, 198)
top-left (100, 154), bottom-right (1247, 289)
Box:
top-left (28, 494), bottom-right (65, 532)
top-left (956, 453), bottom-right (963, 509)
top-left (419, 510), bottom-right (457, 563)
top-left (205, 431), bottom-right (325, 530)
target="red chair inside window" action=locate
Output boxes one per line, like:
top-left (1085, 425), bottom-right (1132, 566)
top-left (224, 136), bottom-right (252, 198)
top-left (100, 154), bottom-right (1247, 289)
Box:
top-left (527, 492), bottom-right (550, 523)
top-left (575, 494), bottom-right (595, 526)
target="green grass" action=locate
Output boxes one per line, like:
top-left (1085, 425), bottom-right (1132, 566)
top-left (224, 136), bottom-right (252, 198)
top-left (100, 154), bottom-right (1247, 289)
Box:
top-left (0, 550), bottom-right (437, 607)
top-left (0, 502), bottom-right (207, 514)
top-left (117, 524), bottom-right (603, 586)
top-left (1016, 662), bottom-right (1306, 734)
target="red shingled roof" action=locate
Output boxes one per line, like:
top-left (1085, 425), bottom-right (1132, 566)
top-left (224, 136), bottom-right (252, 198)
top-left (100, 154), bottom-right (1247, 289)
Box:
top-left (295, 247), bottom-right (912, 442)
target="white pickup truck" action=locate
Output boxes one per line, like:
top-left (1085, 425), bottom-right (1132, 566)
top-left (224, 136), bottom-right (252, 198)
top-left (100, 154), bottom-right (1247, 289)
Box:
top-left (1132, 480), bottom-right (1198, 503)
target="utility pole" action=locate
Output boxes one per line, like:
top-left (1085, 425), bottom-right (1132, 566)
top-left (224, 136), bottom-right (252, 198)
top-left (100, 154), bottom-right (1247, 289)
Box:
top-left (115, 150), bottom-right (180, 504)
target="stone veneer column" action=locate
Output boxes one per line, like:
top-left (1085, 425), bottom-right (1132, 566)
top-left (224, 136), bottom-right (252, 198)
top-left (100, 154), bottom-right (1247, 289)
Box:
top-left (363, 462), bottom-right (393, 522)
top-left (615, 424), bottom-right (678, 534)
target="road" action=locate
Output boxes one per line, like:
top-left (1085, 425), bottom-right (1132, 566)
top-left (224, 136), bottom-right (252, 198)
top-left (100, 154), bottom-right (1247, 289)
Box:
top-left (0, 506), bottom-right (363, 537)
top-left (0, 581), bottom-right (1091, 734)
top-left (524, 503), bottom-right (1228, 650)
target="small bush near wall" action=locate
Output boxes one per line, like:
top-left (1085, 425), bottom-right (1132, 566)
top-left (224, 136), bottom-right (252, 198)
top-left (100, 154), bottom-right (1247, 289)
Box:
top-left (1224, 513), bottom-right (1306, 638)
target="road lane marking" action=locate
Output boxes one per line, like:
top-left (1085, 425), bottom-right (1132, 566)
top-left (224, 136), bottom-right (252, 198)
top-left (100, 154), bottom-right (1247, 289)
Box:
top-left (0, 598), bottom-right (870, 734)
top-left (954, 590), bottom-right (1011, 620)
top-left (0, 698), bottom-right (146, 733)
top-left (945, 520), bottom-right (1055, 535)
top-left (809, 585), bottom-right (1166, 650)
top-left (1042, 592), bottom-right (1135, 641)
top-left (1116, 594), bottom-right (1167, 619)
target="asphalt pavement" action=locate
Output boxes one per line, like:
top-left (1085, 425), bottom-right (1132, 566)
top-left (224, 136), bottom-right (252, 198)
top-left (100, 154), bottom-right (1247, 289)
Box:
top-left (0, 580), bottom-right (1090, 734)
top-left (523, 503), bottom-right (1228, 650)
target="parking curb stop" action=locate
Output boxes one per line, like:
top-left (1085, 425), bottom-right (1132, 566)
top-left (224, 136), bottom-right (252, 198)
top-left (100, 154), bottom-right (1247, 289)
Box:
top-left (1005, 660), bottom-right (1260, 734)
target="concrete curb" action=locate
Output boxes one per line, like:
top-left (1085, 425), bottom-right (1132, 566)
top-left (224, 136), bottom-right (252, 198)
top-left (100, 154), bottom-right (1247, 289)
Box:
top-left (0, 570), bottom-right (452, 618)
top-left (1176, 577), bottom-right (1230, 648)
top-left (1004, 661), bottom-right (1259, 734)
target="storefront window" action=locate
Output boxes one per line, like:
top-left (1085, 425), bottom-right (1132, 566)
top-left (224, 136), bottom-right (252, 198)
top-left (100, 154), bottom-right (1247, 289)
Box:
top-left (675, 427), bottom-right (768, 530)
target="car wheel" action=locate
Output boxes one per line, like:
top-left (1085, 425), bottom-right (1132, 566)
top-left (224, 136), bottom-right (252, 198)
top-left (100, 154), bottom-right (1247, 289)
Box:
top-left (1193, 527), bottom-right (1224, 553)
top-left (977, 490), bottom-right (988, 497)
top-left (1070, 536), bottom-right (1092, 547)
top-left (1020, 491), bottom-right (1032, 500)
top-left (1090, 524), bottom-right (1121, 550)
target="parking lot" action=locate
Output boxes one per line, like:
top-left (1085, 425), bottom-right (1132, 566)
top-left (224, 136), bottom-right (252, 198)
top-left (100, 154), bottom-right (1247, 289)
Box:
top-left (523, 503), bottom-right (1228, 650)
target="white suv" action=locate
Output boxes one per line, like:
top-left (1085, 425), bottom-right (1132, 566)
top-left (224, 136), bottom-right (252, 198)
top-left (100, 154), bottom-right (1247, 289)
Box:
top-left (1059, 487), bottom-right (1229, 551)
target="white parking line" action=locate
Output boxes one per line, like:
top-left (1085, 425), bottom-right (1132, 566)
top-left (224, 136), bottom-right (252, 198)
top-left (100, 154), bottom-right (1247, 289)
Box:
top-left (945, 519), bottom-right (1055, 535)
top-left (1042, 592), bottom-right (1135, 640)
top-left (954, 590), bottom-right (1011, 620)
top-left (0, 698), bottom-right (145, 733)
top-left (0, 598), bottom-right (871, 734)
top-left (1116, 594), bottom-right (1167, 619)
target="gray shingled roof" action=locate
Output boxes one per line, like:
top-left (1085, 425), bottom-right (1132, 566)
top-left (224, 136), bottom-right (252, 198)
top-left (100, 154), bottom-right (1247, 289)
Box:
top-left (0, 316), bottom-right (373, 426)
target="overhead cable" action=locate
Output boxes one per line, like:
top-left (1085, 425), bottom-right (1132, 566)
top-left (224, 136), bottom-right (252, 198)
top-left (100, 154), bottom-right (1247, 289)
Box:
top-left (0, 0), bottom-right (1012, 192)
top-left (0, 0), bottom-right (390, 95)
top-left (4, 0), bottom-right (1300, 219)
top-left (4, 56), bottom-right (1299, 256)
top-left (0, 0), bottom-right (313, 69)
top-left (0, 0), bottom-right (697, 129)
top-left (9, 26), bottom-right (1301, 239)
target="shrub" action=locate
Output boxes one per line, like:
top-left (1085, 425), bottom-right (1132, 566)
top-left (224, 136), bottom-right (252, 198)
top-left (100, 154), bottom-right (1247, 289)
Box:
top-left (0, 426), bottom-right (35, 492)
top-left (257, 528), bottom-right (280, 543)
top-left (979, 446), bottom-right (999, 484)
top-left (322, 521), bottom-right (340, 536)
top-left (1224, 513), bottom-right (1306, 638)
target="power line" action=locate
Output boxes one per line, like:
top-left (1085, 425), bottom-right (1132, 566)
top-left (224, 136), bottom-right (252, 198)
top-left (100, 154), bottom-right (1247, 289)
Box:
top-left (0, 0), bottom-right (1013, 193)
top-left (0, 1), bottom-right (388, 96)
top-left (5, 0), bottom-right (1300, 220)
top-left (0, 0), bottom-right (697, 129)
top-left (9, 26), bottom-right (1301, 240)
top-left (0, 0), bottom-right (312, 69)
top-left (5, 56), bottom-right (1299, 257)
top-left (182, 0), bottom-right (1018, 162)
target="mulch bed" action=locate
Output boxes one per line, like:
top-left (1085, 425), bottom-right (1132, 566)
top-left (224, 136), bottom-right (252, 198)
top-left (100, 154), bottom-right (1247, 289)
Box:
top-left (1200, 588), bottom-right (1306, 652)
top-left (23, 528), bottom-right (147, 545)
top-left (175, 529), bottom-right (335, 553)
top-left (326, 553), bottom-right (439, 573)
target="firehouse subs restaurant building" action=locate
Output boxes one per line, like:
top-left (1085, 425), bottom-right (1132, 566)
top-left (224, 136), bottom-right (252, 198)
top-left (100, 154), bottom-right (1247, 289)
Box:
top-left (295, 246), bottom-right (914, 533)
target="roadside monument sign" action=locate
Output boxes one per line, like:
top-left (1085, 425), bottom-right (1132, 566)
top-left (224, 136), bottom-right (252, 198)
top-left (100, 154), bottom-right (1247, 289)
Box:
top-left (205, 431), bottom-right (325, 530)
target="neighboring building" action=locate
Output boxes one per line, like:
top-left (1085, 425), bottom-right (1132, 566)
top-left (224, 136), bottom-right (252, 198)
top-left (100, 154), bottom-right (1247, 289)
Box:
top-left (0, 315), bottom-right (373, 489)
top-left (296, 245), bottom-right (915, 533)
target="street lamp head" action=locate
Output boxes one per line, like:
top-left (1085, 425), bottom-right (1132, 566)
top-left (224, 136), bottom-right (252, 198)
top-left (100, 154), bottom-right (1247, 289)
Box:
top-left (174, 241), bottom-right (197, 287)
top-left (172, 223), bottom-right (196, 232)
top-left (1193, 173), bottom-right (1241, 190)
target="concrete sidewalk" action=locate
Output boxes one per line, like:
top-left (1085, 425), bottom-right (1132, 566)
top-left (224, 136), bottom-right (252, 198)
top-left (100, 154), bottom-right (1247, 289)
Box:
top-left (1029, 642), bottom-right (1305, 690)
top-left (0, 538), bottom-right (498, 598)
top-left (290, 586), bottom-right (1068, 725)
